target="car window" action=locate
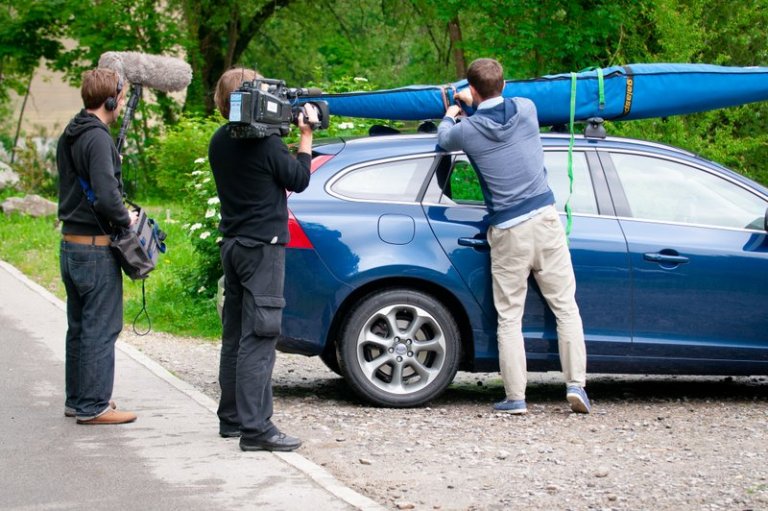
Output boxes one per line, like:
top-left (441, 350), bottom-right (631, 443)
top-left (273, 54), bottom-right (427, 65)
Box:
top-left (433, 152), bottom-right (598, 215)
top-left (612, 153), bottom-right (767, 230)
top-left (447, 159), bottom-right (484, 204)
top-left (544, 151), bottom-right (598, 215)
top-left (330, 157), bottom-right (434, 202)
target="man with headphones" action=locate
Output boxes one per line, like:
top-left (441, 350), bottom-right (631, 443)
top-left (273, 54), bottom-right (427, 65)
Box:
top-left (56, 68), bottom-right (138, 425)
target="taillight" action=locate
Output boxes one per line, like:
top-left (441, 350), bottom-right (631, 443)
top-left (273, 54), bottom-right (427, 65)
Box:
top-left (286, 154), bottom-right (332, 249)
top-left (311, 154), bottom-right (334, 172)
top-left (287, 209), bottom-right (313, 249)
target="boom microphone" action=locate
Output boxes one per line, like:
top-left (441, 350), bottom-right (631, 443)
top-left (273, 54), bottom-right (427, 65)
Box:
top-left (98, 52), bottom-right (192, 154)
top-left (98, 51), bottom-right (192, 92)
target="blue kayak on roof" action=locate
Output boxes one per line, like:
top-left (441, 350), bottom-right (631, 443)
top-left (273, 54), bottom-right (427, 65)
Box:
top-left (308, 63), bottom-right (768, 125)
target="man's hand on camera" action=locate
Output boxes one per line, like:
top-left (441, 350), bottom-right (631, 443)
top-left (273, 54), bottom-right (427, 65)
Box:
top-left (298, 103), bottom-right (320, 134)
top-left (445, 105), bottom-right (462, 119)
top-left (455, 88), bottom-right (473, 107)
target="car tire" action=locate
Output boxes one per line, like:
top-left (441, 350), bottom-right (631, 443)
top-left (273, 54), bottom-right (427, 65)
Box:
top-left (337, 288), bottom-right (461, 407)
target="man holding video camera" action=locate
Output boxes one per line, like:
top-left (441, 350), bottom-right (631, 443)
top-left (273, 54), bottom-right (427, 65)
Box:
top-left (209, 68), bottom-right (318, 452)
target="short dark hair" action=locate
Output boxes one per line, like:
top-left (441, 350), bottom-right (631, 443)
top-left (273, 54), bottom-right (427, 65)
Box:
top-left (81, 68), bottom-right (122, 110)
top-left (214, 68), bottom-right (262, 119)
top-left (466, 58), bottom-right (504, 100)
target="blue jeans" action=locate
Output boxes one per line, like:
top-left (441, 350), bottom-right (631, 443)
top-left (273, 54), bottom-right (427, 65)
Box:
top-left (60, 240), bottom-right (123, 420)
top-left (218, 237), bottom-right (285, 440)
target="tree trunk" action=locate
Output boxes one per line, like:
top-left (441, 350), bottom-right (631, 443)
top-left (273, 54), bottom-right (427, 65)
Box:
top-left (183, 0), bottom-right (294, 116)
top-left (448, 16), bottom-right (466, 79)
top-left (11, 71), bottom-right (34, 165)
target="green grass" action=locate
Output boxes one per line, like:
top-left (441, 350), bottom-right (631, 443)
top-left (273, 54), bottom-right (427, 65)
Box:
top-left (0, 200), bottom-right (221, 340)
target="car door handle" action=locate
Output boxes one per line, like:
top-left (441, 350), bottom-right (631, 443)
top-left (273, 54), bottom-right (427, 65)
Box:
top-left (458, 237), bottom-right (489, 248)
top-left (643, 252), bottom-right (689, 264)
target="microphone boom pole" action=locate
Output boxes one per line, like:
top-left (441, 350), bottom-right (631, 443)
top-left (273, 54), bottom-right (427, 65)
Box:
top-left (116, 83), bottom-right (143, 155)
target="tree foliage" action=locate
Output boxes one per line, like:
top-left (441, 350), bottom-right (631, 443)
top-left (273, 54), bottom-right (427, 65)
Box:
top-left (612, 0), bottom-right (768, 183)
top-left (2, 0), bottom-right (768, 189)
top-left (175, 0), bottom-right (295, 115)
top-left (0, 1), bottom-right (65, 101)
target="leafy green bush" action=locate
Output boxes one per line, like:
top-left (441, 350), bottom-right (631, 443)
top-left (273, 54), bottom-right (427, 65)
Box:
top-left (147, 115), bottom-right (221, 199)
top-left (145, 115), bottom-right (224, 301)
top-left (181, 156), bottom-right (222, 298)
top-left (9, 130), bottom-right (58, 197)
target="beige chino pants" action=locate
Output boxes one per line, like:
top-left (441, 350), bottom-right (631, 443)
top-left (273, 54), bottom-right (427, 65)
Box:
top-left (487, 205), bottom-right (587, 401)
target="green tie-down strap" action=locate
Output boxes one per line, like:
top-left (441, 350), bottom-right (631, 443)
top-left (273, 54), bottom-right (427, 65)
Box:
top-left (564, 67), bottom-right (604, 240)
top-left (565, 72), bottom-right (576, 239)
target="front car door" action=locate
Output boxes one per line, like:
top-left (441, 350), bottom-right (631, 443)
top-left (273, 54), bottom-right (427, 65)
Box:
top-left (602, 151), bottom-right (768, 373)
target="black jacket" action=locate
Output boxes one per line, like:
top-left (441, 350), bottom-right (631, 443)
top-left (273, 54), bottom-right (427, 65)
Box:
top-left (208, 126), bottom-right (311, 244)
top-left (56, 110), bottom-right (130, 235)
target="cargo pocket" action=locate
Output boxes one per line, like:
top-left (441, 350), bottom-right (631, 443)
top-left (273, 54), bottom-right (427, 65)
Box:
top-left (249, 294), bottom-right (287, 337)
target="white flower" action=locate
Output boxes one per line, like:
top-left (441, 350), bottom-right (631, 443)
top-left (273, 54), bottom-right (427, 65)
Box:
top-left (202, 177), bottom-right (211, 184)
top-left (194, 157), bottom-right (207, 164)
top-left (338, 122), bottom-right (355, 130)
top-left (207, 197), bottom-right (220, 205)
top-left (205, 209), bottom-right (216, 218)
top-left (194, 183), bottom-right (202, 189)
top-left (190, 223), bottom-right (203, 232)
top-left (191, 170), bottom-right (204, 176)
top-left (354, 77), bottom-right (368, 83)
top-left (215, 236), bottom-right (223, 244)
top-left (197, 286), bottom-right (206, 294)
top-left (200, 231), bottom-right (211, 240)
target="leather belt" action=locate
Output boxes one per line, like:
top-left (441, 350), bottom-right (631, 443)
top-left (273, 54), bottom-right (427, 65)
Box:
top-left (62, 234), bottom-right (111, 246)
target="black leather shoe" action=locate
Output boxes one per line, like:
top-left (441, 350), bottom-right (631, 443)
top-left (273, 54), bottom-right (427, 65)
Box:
top-left (219, 423), bottom-right (241, 438)
top-left (240, 432), bottom-right (302, 452)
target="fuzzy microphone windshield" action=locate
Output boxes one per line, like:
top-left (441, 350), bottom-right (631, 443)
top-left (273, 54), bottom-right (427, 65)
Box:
top-left (98, 51), bottom-right (192, 92)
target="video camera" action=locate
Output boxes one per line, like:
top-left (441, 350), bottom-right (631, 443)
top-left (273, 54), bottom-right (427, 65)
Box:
top-left (227, 78), bottom-right (329, 138)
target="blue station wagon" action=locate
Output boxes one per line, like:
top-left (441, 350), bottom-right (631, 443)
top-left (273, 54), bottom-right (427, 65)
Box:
top-left (248, 126), bottom-right (768, 407)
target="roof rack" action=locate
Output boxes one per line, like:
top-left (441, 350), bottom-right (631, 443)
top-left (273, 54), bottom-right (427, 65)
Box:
top-left (584, 117), bottom-right (606, 139)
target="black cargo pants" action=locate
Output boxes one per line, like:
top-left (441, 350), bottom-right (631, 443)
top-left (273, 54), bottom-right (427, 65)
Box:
top-left (218, 237), bottom-right (286, 440)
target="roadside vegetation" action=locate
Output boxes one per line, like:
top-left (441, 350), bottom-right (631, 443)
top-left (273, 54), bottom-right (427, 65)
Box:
top-left (0, 194), bottom-right (222, 338)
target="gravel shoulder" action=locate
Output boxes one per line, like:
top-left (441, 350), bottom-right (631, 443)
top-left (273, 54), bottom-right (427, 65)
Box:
top-left (121, 330), bottom-right (768, 511)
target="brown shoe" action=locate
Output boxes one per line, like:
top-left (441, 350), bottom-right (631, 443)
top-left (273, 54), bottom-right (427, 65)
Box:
top-left (77, 409), bottom-right (137, 425)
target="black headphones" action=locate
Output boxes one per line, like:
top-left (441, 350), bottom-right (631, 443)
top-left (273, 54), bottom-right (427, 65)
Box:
top-left (104, 75), bottom-right (124, 112)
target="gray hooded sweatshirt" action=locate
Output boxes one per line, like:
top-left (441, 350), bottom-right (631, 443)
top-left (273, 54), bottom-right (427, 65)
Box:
top-left (437, 97), bottom-right (554, 226)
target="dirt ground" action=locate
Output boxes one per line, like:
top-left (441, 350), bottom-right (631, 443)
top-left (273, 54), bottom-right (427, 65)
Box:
top-left (121, 330), bottom-right (768, 511)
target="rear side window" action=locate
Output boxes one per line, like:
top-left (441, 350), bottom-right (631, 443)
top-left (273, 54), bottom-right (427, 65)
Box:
top-left (447, 159), bottom-right (484, 204)
top-left (329, 157), bottom-right (434, 202)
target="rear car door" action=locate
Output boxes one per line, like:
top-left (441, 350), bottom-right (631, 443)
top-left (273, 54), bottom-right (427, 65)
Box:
top-left (423, 148), bottom-right (632, 371)
top-left (603, 151), bottom-right (768, 371)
